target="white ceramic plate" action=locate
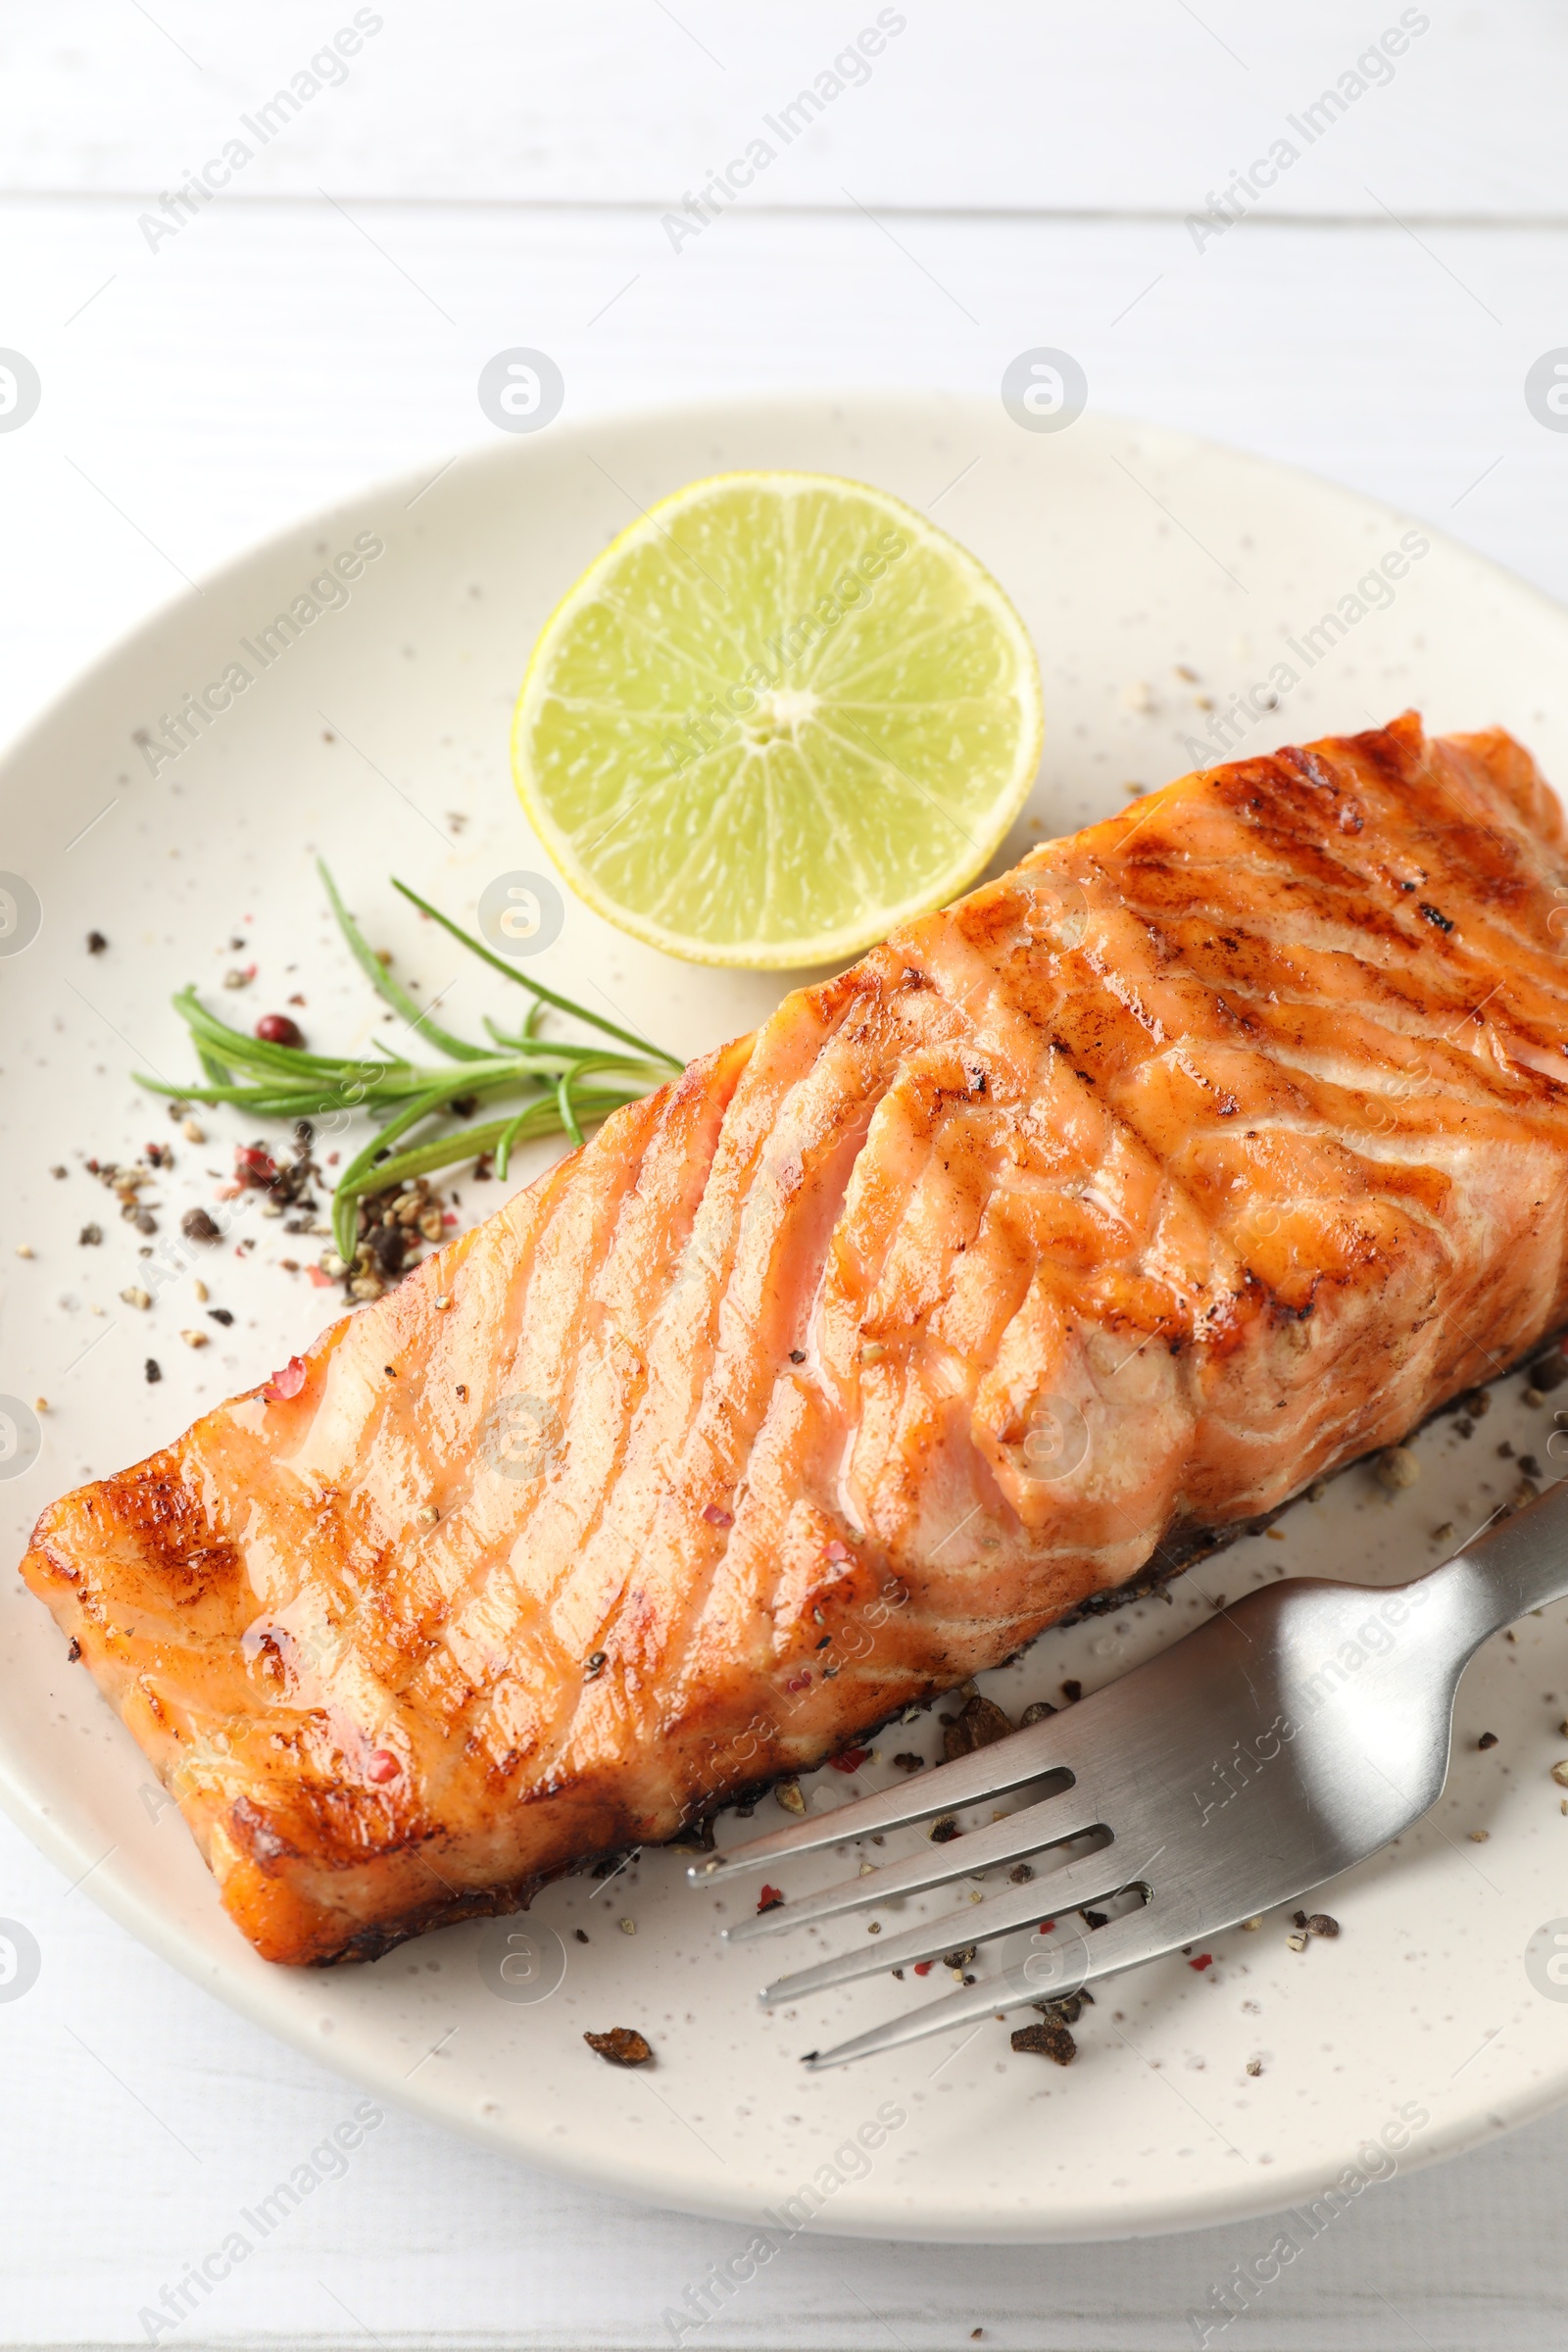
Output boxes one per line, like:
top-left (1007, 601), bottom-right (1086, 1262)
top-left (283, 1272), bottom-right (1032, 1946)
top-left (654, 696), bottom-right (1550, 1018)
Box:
top-left (4, 392), bottom-right (1568, 2243)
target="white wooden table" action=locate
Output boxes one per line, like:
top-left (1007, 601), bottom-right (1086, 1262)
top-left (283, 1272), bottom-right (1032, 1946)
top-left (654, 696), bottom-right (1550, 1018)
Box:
top-left (4, 7), bottom-right (1568, 2343)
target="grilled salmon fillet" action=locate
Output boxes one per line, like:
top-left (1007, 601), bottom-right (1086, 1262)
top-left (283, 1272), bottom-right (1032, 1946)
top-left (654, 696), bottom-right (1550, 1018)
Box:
top-left (22, 712), bottom-right (1568, 1964)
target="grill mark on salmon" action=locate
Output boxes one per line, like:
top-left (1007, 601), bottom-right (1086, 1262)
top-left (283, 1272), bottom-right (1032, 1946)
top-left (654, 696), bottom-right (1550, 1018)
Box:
top-left (21, 712), bottom-right (1568, 1963)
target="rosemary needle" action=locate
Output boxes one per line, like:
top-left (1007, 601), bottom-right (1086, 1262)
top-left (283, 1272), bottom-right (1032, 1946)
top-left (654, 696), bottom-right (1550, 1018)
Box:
top-left (391, 876), bottom-right (677, 1067)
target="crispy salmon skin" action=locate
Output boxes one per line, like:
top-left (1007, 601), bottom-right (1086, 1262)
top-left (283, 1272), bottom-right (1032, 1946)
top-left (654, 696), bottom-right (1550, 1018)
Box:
top-left (22, 713), bottom-right (1568, 1964)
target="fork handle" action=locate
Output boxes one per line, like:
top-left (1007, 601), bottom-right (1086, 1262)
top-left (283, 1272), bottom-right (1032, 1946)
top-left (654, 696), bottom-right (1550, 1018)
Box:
top-left (1426, 1475), bottom-right (1568, 1648)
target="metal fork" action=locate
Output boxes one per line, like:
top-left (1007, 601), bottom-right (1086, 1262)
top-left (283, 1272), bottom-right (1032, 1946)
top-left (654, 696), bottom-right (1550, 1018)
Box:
top-left (689, 1479), bottom-right (1568, 2068)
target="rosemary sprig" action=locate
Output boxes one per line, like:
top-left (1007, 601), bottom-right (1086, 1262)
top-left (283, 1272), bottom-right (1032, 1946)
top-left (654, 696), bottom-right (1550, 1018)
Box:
top-left (135, 864), bottom-right (679, 1263)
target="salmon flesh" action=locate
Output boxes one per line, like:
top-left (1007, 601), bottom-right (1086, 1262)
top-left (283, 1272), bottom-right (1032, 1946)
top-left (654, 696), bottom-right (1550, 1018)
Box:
top-left (21, 713), bottom-right (1568, 1964)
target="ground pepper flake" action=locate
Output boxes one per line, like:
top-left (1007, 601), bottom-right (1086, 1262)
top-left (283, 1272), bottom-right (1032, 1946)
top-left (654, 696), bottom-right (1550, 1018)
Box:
top-left (1376, 1446), bottom-right (1420, 1491)
top-left (1010, 2019), bottom-right (1076, 2065)
top-left (830, 1746), bottom-right (870, 1774)
top-left (942, 1693), bottom-right (1013, 1762)
top-left (758, 1885), bottom-right (784, 1914)
top-left (584, 2028), bottom-right (653, 2067)
top-left (264, 1355), bottom-right (307, 1401)
top-left (1189, 1952), bottom-right (1214, 1972)
top-left (233, 1143), bottom-right (278, 1189)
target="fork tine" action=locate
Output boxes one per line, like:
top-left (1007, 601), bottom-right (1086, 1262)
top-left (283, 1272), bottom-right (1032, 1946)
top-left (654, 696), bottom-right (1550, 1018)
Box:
top-left (759, 1841), bottom-right (1141, 2005)
top-left (802, 1907), bottom-right (1168, 2069)
top-left (723, 1785), bottom-right (1107, 1945)
top-left (687, 1722), bottom-right (1071, 1883)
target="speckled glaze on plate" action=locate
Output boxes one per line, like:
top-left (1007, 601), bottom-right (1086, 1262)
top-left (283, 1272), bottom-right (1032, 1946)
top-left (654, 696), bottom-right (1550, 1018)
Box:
top-left (3, 392), bottom-right (1568, 2242)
